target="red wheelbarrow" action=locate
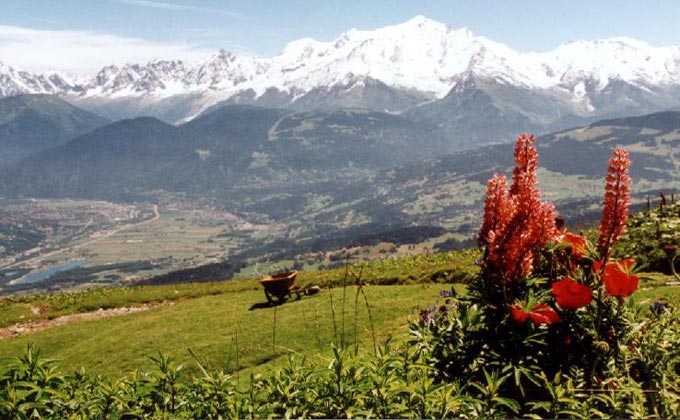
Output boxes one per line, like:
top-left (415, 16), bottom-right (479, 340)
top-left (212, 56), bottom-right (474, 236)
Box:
top-left (259, 271), bottom-right (302, 304)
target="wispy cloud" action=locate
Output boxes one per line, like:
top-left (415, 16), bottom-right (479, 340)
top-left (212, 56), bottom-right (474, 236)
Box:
top-left (34, 17), bottom-right (60, 25)
top-left (117, 0), bottom-right (191, 10)
top-left (0, 25), bottom-right (215, 76)
top-left (113, 0), bottom-right (251, 20)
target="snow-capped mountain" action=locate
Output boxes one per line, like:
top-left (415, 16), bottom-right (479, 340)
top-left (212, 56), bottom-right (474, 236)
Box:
top-left (0, 61), bottom-right (76, 97)
top-left (2, 15), bottom-right (680, 139)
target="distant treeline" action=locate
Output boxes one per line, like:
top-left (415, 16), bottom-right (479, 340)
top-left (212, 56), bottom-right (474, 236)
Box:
top-left (349, 225), bottom-right (446, 247)
top-left (233, 223), bottom-right (449, 263)
top-left (137, 261), bottom-right (236, 286)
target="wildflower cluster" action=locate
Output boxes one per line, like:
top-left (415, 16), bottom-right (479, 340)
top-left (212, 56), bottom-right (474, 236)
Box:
top-left (476, 135), bottom-right (637, 331)
top-left (413, 134), bottom-right (680, 417)
top-left (481, 137), bottom-right (636, 325)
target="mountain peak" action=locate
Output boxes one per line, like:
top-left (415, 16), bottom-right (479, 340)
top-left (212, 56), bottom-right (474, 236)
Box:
top-left (214, 49), bottom-right (235, 60)
top-left (556, 36), bottom-right (656, 53)
top-left (401, 15), bottom-right (445, 28)
top-left (280, 37), bottom-right (323, 57)
top-left (378, 15), bottom-right (452, 37)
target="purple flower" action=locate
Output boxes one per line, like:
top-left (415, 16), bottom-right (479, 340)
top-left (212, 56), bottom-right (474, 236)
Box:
top-left (651, 301), bottom-right (669, 316)
top-left (440, 289), bottom-right (455, 298)
top-left (419, 305), bottom-right (438, 326)
top-left (418, 300), bottom-right (457, 327)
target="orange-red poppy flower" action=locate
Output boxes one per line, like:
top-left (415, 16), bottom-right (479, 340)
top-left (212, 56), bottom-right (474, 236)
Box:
top-left (510, 303), bottom-right (529, 323)
top-left (552, 278), bottom-right (592, 309)
top-left (594, 259), bottom-right (639, 297)
top-left (561, 233), bottom-right (588, 259)
top-left (510, 303), bottom-right (560, 325)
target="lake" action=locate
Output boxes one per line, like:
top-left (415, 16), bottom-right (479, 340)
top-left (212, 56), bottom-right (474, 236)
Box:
top-left (11, 260), bottom-right (89, 285)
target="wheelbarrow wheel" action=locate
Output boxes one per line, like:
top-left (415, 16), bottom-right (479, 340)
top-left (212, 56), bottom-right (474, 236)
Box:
top-left (265, 289), bottom-right (289, 305)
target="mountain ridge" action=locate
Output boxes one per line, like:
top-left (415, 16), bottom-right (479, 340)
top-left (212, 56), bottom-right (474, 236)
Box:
top-left (0, 103), bottom-right (450, 200)
top-left (0, 94), bottom-right (109, 165)
top-left (2, 16), bottom-right (680, 131)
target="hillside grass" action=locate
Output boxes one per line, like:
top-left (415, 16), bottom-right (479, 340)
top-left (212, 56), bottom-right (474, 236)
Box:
top-left (0, 249), bottom-right (478, 328)
top-left (0, 249), bottom-right (476, 377)
top-left (0, 283), bottom-right (460, 378)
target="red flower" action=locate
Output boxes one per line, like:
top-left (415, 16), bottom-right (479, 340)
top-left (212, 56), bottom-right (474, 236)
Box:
top-left (552, 278), bottom-right (592, 309)
top-left (478, 173), bottom-right (511, 247)
top-left (597, 149), bottom-right (631, 260)
top-left (510, 303), bottom-right (560, 325)
top-left (594, 259), bottom-right (639, 297)
top-left (510, 304), bottom-right (529, 323)
top-left (561, 233), bottom-right (587, 260)
top-left (479, 134), bottom-right (556, 284)
top-left (529, 304), bottom-right (561, 324)
top-left (617, 258), bottom-right (635, 272)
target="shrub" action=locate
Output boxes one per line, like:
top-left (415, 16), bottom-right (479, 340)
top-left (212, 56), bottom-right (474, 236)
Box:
top-left (614, 197), bottom-right (680, 276)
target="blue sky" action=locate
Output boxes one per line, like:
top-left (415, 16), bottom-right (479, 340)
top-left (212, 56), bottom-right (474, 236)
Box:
top-left (1, 0), bottom-right (679, 74)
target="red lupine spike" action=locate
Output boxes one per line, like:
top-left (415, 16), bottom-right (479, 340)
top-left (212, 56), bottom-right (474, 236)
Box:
top-left (534, 201), bottom-right (558, 249)
top-left (479, 173), bottom-right (511, 247)
top-left (510, 133), bottom-right (539, 198)
top-left (597, 148), bottom-right (631, 262)
top-left (479, 134), bottom-right (556, 284)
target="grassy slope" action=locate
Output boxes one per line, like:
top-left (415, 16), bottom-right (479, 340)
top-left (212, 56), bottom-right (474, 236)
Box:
top-left (636, 277), bottom-right (680, 303)
top-left (0, 284), bottom-right (458, 377)
top-left (0, 249), bottom-right (477, 328)
top-left (0, 250), bottom-right (475, 376)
